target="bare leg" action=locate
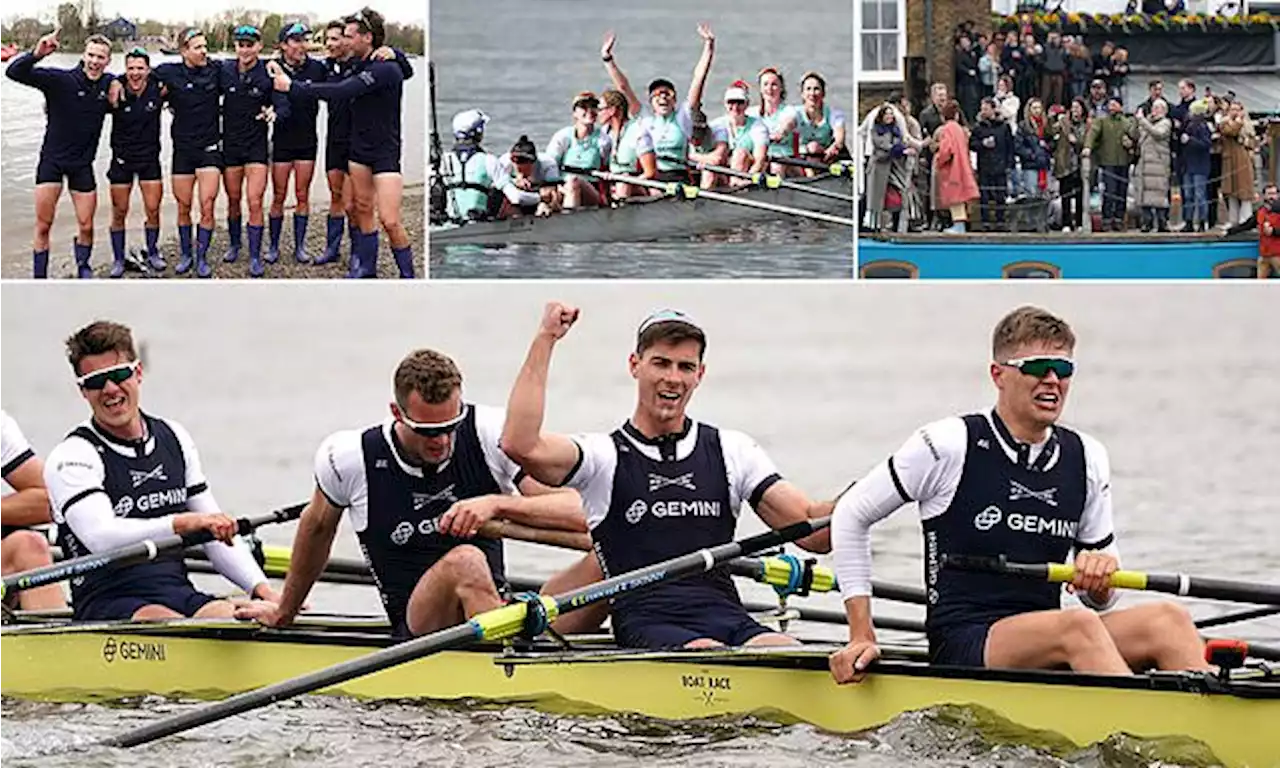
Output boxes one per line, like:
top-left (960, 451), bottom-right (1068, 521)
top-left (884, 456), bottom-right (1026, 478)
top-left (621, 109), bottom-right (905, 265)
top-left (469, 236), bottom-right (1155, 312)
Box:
top-left (404, 545), bottom-right (503, 636)
top-left (32, 183), bottom-right (61, 255)
top-left (1, 531), bottom-right (65, 610)
top-left (985, 608), bottom-right (1131, 674)
top-left (540, 553), bottom-right (611, 634)
top-left (1100, 601), bottom-right (1209, 671)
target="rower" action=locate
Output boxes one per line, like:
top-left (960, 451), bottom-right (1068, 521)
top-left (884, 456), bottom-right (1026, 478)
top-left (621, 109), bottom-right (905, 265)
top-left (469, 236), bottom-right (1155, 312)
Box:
top-left (2, 410), bottom-right (66, 611)
top-left (748, 67), bottom-right (799, 176)
top-left (242, 349), bottom-right (584, 638)
top-left (439, 110), bottom-right (541, 222)
top-left (708, 81), bottom-right (769, 187)
top-left (267, 21), bottom-right (328, 266)
top-left (497, 136), bottom-right (564, 218)
top-left (43, 321), bottom-right (281, 621)
top-left (828, 306), bottom-right (1210, 682)
top-left (601, 25), bottom-right (717, 194)
top-left (501, 303), bottom-right (833, 649)
top-left (545, 91), bottom-right (613, 209)
top-left (795, 70), bottom-right (847, 173)
top-left (597, 88), bottom-right (657, 200)
top-left (105, 47), bottom-right (167, 277)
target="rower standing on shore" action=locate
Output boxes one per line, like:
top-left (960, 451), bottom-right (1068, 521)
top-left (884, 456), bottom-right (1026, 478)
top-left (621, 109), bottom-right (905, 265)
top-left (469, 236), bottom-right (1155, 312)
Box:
top-left (219, 25), bottom-right (287, 279)
top-left (43, 321), bottom-right (283, 621)
top-left (828, 306), bottom-right (1209, 682)
top-left (272, 8), bottom-right (415, 278)
top-left (242, 349), bottom-right (584, 637)
top-left (268, 22), bottom-right (327, 266)
top-left (545, 91), bottom-right (612, 209)
top-left (152, 28), bottom-right (224, 279)
top-left (104, 48), bottom-right (167, 277)
top-left (601, 24), bottom-right (717, 191)
top-left (2, 410), bottom-right (66, 611)
top-left (501, 303), bottom-right (833, 647)
top-left (318, 20), bottom-right (358, 270)
top-left (5, 30), bottom-right (114, 279)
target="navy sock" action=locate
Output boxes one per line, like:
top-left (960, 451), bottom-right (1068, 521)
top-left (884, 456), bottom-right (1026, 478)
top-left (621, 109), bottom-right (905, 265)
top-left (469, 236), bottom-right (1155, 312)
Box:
top-left (247, 224), bottom-right (264, 259)
top-left (110, 230), bottom-right (125, 262)
top-left (227, 217), bottom-right (243, 249)
top-left (33, 249), bottom-right (49, 278)
top-left (196, 226), bottom-right (213, 259)
top-left (145, 226), bottom-right (160, 255)
top-left (293, 213), bottom-right (308, 253)
top-left (178, 224), bottom-right (193, 259)
top-left (268, 215), bottom-right (283, 249)
top-left (392, 245), bottom-right (414, 278)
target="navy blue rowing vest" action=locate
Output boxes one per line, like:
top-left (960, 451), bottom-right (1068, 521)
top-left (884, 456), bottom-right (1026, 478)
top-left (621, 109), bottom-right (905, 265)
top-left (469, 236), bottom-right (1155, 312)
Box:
top-left (591, 421), bottom-right (739, 620)
top-left (356, 409), bottom-right (504, 629)
top-left (924, 412), bottom-right (1087, 634)
top-left (58, 415), bottom-right (199, 611)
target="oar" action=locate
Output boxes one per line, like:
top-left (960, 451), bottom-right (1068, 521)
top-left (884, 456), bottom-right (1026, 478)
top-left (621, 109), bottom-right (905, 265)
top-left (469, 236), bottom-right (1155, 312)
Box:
top-left (770, 156), bottom-right (856, 176)
top-left (0, 503), bottom-right (305, 600)
top-left (725, 555), bottom-right (926, 604)
top-left (942, 555), bottom-right (1280, 606)
top-left (103, 516), bottom-right (832, 748)
top-left (681, 160), bottom-right (855, 203)
top-left (1195, 606), bottom-right (1280, 630)
top-left (588, 170), bottom-right (856, 227)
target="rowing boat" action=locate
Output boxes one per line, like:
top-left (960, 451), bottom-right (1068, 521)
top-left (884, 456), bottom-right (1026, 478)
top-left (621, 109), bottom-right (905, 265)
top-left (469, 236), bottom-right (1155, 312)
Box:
top-left (428, 173), bottom-right (853, 245)
top-left (3, 617), bottom-right (1276, 766)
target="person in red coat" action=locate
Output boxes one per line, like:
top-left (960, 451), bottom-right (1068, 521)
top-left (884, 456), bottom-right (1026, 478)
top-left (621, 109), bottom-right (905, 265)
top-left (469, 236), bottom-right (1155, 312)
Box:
top-left (932, 100), bottom-right (980, 234)
top-left (1258, 184), bottom-right (1280, 279)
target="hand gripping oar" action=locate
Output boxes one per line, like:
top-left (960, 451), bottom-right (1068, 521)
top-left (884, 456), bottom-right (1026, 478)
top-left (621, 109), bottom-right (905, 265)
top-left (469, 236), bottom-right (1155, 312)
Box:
top-left (681, 160), bottom-right (855, 203)
top-left (103, 516), bottom-right (831, 748)
top-left (588, 170), bottom-right (856, 227)
top-left (942, 555), bottom-right (1280, 605)
top-left (769, 156), bottom-right (856, 176)
top-left (0, 503), bottom-right (305, 600)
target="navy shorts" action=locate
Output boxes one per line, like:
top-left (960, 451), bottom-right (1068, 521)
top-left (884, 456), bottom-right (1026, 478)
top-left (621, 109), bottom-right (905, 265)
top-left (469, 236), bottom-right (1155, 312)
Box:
top-left (36, 156), bottom-right (96, 192)
top-left (172, 143), bottom-right (223, 175)
top-left (74, 577), bottom-right (219, 622)
top-left (350, 153), bottom-right (401, 176)
top-left (929, 622), bottom-right (994, 668)
top-left (223, 138), bottom-right (269, 168)
top-left (273, 143), bottom-right (317, 164)
top-left (325, 141), bottom-right (350, 174)
top-left (613, 605), bottom-right (773, 650)
top-left (107, 156), bottom-right (162, 185)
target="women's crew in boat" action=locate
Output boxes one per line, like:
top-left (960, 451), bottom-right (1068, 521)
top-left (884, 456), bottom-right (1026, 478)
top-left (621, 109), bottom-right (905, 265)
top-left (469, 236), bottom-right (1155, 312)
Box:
top-left (828, 306), bottom-right (1210, 682)
top-left (2, 410), bottom-right (66, 611)
top-left (601, 25), bottom-right (719, 191)
top-left (501, 303), bottom-right (833, 648)
top-left (242, 349), bottom-right (584, 637)
top-left (43, 321), bottom-right (282, 621)
top-left (708, 81), bottom-right (768, 187)
top-left (546, 91), bottom-right (613, 209)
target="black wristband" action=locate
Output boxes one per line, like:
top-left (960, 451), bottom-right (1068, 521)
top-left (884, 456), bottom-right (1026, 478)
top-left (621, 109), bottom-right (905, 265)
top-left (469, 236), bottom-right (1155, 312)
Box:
top-left (602, 55), bottom-right (613, 63)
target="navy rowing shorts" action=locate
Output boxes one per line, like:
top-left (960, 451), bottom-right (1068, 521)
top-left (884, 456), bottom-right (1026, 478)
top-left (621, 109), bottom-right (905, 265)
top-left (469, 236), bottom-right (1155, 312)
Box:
top-left (929, 622), bottom-right (994, 668)
top-left (172, 143), bottom-right (223, 175)
top-left (613, 606), bottom-right (773, 650)
top-left (36, 156), bottom-right (96, 192)
top-left (222, 137), bottom-right (269, 168)
top-left (107, 156), bottom-right (162, 185)
top-left (325, 141), bottom-right (350, 174)
top-left (350, 153), bottom-right (401, 176)
top-left (74, 576), bottom-right (218, 622)
top-left (272, 143), bottom-right (317, 164)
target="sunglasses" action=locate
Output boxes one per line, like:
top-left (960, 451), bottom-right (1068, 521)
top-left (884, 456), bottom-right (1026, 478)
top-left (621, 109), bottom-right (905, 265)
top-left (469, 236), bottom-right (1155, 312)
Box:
top-left (396, 403), bottom-right (468, 438)
top-left (1001, 356), bottom-right (1075, 379)
top-left (180, 28), bottom-right (203, 45)
top-left (77, 361), bottom-right (139, 391)
top-left (726, 99), bottom-right (746, 106)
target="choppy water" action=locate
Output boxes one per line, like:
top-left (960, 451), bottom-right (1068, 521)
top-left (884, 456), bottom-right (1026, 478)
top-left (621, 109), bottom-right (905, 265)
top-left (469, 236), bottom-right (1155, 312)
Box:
top-left (1, 283), bottom-right (1275, 765)
top-left (426, 0), bottom-right (854, 278)
top-left (1, 50), bottom-right (425, 275)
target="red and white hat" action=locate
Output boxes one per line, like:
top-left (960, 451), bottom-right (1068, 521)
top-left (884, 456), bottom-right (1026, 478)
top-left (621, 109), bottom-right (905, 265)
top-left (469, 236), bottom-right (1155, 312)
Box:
top-left (724, 80), bottom-right (750, 103)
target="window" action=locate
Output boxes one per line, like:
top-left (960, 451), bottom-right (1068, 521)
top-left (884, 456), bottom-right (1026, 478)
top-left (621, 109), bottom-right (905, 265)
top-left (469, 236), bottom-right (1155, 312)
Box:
top-left (860, 0), bottom-right (906, 83)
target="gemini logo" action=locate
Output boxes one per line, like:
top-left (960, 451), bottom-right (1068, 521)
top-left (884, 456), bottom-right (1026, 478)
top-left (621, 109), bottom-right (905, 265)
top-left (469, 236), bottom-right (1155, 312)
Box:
top-left (625, 499), bottom-right (647, 524)
top-left (974, 505), bottom-right (1003, 531)
top-left (391, 521), bottom-right (414, 545)
top-left (102, 637), bottom-right (167, 663)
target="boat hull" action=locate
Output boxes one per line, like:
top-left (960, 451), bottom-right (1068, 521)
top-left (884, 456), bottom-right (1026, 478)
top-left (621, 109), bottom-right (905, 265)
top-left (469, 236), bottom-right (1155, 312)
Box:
top-left (429, 175), bottom-right (853, 245)
top-left (2, 621), bottom-right (1277, 767)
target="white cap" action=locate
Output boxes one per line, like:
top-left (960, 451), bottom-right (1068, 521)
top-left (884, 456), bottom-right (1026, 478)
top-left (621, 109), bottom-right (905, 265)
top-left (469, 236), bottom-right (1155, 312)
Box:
top-left (724, 86), bottom-right (748, 103)
top-left (452, 109), bottom-right (490, 137)
top-left (637, 309), bottom-right (702, 337)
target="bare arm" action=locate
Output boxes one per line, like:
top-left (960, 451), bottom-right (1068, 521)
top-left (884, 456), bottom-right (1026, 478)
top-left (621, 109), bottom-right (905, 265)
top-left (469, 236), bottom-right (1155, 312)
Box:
top-left (686, 23), bottom-right (715, 111)
top-left (1, 456), bottom-right (51, 527)
top-left (438, 476), bottom-right (587, 539)
top-left (274, 486), bottom-right (343, 622)
top-left (499, 302), bottom-right (585, 486)
top-left (752, 480), bottom-right (832, 553)
top-left (601, 32), bottom-right (641, 116)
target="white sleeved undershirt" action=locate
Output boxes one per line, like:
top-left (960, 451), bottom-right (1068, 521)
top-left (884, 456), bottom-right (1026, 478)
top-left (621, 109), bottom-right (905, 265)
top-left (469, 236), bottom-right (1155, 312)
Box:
top-left (833, 415), bottom-right (1118, 607)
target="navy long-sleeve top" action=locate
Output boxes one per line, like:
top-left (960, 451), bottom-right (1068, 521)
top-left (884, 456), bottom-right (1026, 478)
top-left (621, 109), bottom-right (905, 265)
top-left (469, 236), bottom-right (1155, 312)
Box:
top-left (152, 61), bottom-right (225, 150)
top-left (292, 57), bottom-right (405, 164)
top-left (5, 53), bottom-right (113, 167)
top-left (109, 75), bottom-right (165, 162)
top-left (321, 50), bottom-right (413, 148)
top-left (273, 55), bottom-right (329, 152)
top-left (219, 58), bottom-right (289, 148)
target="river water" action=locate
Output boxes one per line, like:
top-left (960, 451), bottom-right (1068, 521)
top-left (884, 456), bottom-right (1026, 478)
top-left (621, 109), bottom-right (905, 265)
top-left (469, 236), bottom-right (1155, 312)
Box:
top-left (427, 0), bottom-right (854, 279)
top-left (1, 283), bottom-right (1275, 766)
top-left (0, 51), bottom-right (425, 277)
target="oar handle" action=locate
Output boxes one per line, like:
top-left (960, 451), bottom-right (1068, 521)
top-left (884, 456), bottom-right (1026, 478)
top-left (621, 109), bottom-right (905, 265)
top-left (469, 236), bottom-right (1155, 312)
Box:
top-left (1, 502), bottom-right (305, 598)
